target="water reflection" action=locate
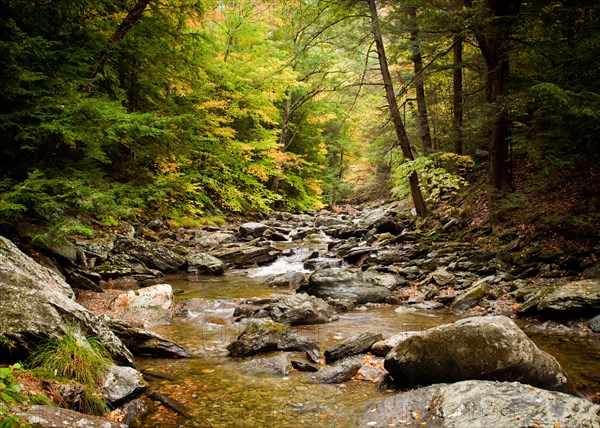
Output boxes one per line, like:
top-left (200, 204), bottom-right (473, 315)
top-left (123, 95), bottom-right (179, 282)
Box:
top-left (138, 268), bottom-right (600, 427)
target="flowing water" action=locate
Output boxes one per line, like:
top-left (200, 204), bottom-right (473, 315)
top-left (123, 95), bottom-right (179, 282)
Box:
top-left (137, 253), bottom-right (600, 427)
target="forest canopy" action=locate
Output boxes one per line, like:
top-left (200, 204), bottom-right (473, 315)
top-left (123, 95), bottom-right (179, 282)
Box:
top-left (0, 0), bottom-right (598, 240)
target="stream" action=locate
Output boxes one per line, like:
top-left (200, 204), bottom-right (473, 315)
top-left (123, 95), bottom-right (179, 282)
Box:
top-left (136, 250), bottom-right (600, 428)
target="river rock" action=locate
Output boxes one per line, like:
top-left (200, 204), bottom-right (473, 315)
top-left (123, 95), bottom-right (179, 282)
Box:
top-left (370, 332), bottom-right (420, 356)
top-left (306, 356), bottom-right (363, 384)
top-left (362, 271), bottom-right (401, 289)
top-left (384, 316), bottom-right (572, 393)
top-left (269, 293), bottom-right (338, 325)
top-left (300, 269), bottom-right (391, 304)
top-left (186, 251), bottom-right (225, 274)
top-left (241, 354), bottom-right (291, 376)
top-left (431, 266), bottom-right (455, 286)
top-left (449, 281), bottom-right (489, 311)
top-left (359, 380), bottom-right (600, 428)
top-left (324, 332), bottom-right (382, 363)
top-left (209, 243), bottom-right (280, 268)
top-left (227, 319), bottom-right (319, 362)
top-left (108, 284), bottom-right (174, 326)
top-left (263, 271), bottom-right (306, 288)
top-left (238, 222), bottom-right (269, 239)
top-left (108, 320), bottom-right (192, 358)
top-left (518, 278), bottom-right (600, 318)
top-left (193, 230), bottom-right (236, 249)
top-left (591, 315), bottom-right (600, 333)
top-left (15, 405), bottom-right (127, 428)
top-left (101, 365), bottom-right (147, 405)
top-left (113, 236), bottom-right (186, 273)
top-left (0, 235), bottom-right (133, 366)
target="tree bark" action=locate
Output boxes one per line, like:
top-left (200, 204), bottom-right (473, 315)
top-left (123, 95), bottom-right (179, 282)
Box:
top-left (367, 0), bottom-right (427, 217)
top-left (452, 35), bottom-right (463, 156)
top-left (81, 0), bottom-right (152, 93)
top-left (464, 0), bottom-right (521, 190)
top-left (409, 8), bottom-right (433, 156)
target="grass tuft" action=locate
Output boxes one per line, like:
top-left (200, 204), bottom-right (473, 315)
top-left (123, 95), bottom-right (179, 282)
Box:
top-left (29, 326), bottom-right (112, 386)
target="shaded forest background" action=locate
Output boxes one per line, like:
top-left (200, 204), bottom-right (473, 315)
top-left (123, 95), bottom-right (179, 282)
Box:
top-left (1, 0), bottom-right (598, 248)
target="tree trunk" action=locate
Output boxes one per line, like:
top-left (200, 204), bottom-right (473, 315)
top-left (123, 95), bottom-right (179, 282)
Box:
top-left (452, 35), bottom-right (463, 156)
top-left (367, 0), bottom-right (427, 217)
top-left (409, 8), bottom-right (433, 156)
top-left (465, 0), bottom-right (521, 190)
top-left (81, 0), bottom-right (152, 93)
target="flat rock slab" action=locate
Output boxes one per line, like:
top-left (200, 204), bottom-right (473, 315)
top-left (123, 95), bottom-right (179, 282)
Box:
top-left (519, 278), bottom-right (600, 318)
top-left (301, 268), bottom-right (391, 304)
top-left (358, 380), bottom-right (600, 428)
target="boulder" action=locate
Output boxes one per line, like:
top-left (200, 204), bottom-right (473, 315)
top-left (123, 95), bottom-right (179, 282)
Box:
top-left (306, 356), bottom-right (363, 384)
top-left (519, 278), bottom-right (600, 318)
top-left (113, 236), bottom-right (186, 273)
top-left (431, 267), bottom-right (455, 286)
top-left (193, 230), bottom-right (235, 249)
top-left (301, 269), bottom-right (391, 304)
top-left (227, 319), bottom-right (319, 362)
top-left (108, 320), bottom-right (192, 358)
top-left (324, 332), bottom-right (382, 363)
top-left (108, 284), bottom-right (174, 326)
top-left (449, 282), bottom-right (489, 311)
top-left (16, 405), bottom-right (127, 428)
top-left (101, 365), bottom-right (147, 405)
top-left (384, 316), bottom-right (572, 393)
top-left (371, 332), bottom-right (420, 356)
top-left (358, 380), bottom-right (600, 428)
top-left (209, 244), bottom-right (280, 268)
top-left (237, 293), bottom-right (337, 326)
top-left (591, 315), bottom-right (600, 333)
top-left (238, 222), bottom-right (269, 239)
top-left (263, 271), bottom-right (306, 289)
top-left (186, 251), bottom-right (225, 274)
top-left (0, 235), bottom-right (133, 366)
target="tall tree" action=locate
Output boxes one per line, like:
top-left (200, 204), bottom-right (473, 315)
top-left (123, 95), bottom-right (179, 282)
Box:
top-left (464, 0), bottom-right (522, 190)
top-left (452, 34), bottom-right (463, 156)
top-left (408, 6), bottom-right (433, 155)
top-left (366, 0), bottom-right (427, 216)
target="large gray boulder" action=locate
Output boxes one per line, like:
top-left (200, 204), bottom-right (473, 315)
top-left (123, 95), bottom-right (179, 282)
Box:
top-left (16, 405), bottom-right (127, 428)
top-left (301, 269), bottom-right (391, 304)
top-left (519, 278), bottom-right (600, 318)
top-left (358, 380), bottom-right (600, 428)
top-left (0, 235), bottom-right (134, 366)
top-left (384, 316), bottom-right (572, 393)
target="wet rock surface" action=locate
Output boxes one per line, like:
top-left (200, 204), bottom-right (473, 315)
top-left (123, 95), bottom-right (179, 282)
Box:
top-left (16, 405), bottom-right (128, 428)
top-left (384, 316), bottom-right (573, 393)
top-left (358, 380), bottom-right (600, 428)
top-left (0, 235), bottom-right (134, 366)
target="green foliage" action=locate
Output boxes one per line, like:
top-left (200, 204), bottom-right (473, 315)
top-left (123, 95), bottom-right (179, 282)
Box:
top-left (392, 154), bottom-right (473, 203)
top-left (28, 328), bottom-right (112, 387)
top-left (0, 364), bottom-right (26, 406)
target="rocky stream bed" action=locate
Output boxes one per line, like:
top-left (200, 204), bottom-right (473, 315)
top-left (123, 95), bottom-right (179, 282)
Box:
top-left (1, 201), bottom-right (599, 427)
